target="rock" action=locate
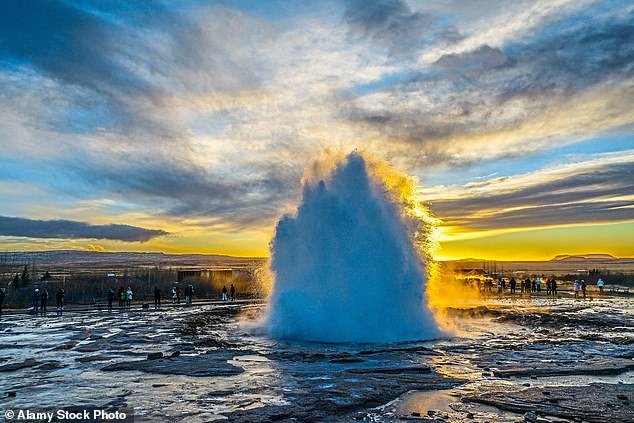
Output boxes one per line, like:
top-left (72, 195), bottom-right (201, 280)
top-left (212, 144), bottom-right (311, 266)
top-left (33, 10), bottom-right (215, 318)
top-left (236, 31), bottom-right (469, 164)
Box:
top-left (147, 352), bottom-right (163, 360)
top-left (0, 358), bottom-right (40, 372)
top-left (617, 394), bottom-right (628, 400)
top-left (76, 355), bottom-right (110, 363)
top-left (466, 413), bottom-right (474, 419)
top-left (411, 411), bottom-right (421, 417)
top-left (329, 357), bottom-right (364, 363)
top-left (6, 391), bottom-right (17, 397)
top-left (170, 351), bottom-right (181, 358)
top-left (542, 391), bottom-right (550, 395)
top-left (103, 351), bottom-right (246, 377)
top-left (523, 383), bottom-right (531, 387)
top-left (427, 410), bottom-right (435, 416)
top-left (524, 411), bottom-right (538, 422)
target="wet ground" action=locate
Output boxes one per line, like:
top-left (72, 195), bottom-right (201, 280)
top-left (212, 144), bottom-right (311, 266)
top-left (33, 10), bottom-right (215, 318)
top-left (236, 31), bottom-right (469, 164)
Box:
top-left (0, 295), bottom-right (633, 422)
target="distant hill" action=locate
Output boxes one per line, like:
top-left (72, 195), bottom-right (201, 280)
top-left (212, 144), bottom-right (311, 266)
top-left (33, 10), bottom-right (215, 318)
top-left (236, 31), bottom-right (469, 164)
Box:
top-left (551, 254), bottom-right (618, 261)
top-left (444, 254), bottom-right (634, 274)
top-left (0, 250), bottom-right (265, 268)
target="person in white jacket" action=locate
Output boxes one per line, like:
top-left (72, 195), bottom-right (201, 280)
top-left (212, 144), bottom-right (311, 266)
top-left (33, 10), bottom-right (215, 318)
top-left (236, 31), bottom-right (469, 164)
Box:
top-left (597, 278), bottom-right (604, 293)
top-left (573, 280), bottom-right (580, 298)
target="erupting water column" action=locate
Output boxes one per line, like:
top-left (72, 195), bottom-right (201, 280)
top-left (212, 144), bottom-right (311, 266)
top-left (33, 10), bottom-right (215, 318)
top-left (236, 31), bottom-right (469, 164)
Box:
top-left (265, 152), bottom-right (441, 343)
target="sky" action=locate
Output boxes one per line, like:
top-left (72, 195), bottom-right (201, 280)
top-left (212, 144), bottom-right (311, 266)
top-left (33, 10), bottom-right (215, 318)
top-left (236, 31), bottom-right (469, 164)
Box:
top-left (0, 0), bottom-right (633, 260)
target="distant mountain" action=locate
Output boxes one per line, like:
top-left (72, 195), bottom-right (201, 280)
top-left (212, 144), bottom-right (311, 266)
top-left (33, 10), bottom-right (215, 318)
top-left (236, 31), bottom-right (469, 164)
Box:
top-left (551, 254), bottom-right (618, 261)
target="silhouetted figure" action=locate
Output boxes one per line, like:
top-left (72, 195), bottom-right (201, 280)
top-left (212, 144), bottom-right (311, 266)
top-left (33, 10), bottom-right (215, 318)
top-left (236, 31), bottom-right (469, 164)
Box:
top-left (581, 279), bottom-right (587, 299)
top-left (0, 288), bottom-right (5, 314)
top-left (501, 279), bottom-right (506, 291)
top-left (40, 288), bottom-right (48, 316)
top-left (230, 284), bottom-right (236, 301)
top-left (536, 277), bottom-right (542, 292)
top-left (545, 279), bottom-right (551, 295)
top-left (56, 289), bottom-right (65, 316)
top-left (510, 278), bottom-right (516, 294)
top-left (185, 285), bottom-right (194, 305)
top-left (574, 280), bottom-right (580, 298)
top-left (118, 286), bottom-right (125, 307)
top-left (154, 286), bottom-right (161, 309)
top-left (222, 285), bottom-right (228, 301)
top-left (597, 278), bottom-right (604, 293)
top-left (531, 279), bottom-right (537, 293)
top-left (107, 288), bottom-right (114, 312)
top-left (551, 279), bottom-right (557, 295)
top-left (175, 286), bottom-right (181, 304)
top-left (32, 289), bottom-right (40, 315)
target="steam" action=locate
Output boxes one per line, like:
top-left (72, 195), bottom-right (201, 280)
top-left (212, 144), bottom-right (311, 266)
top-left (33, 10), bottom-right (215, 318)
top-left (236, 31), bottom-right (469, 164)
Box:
top-left (265, 152), bottom-right (442, 343)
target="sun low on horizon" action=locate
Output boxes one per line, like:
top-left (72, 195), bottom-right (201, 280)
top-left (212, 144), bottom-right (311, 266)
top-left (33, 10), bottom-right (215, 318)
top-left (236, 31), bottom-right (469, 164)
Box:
top-left (0, 0), bottom-right (633, 261)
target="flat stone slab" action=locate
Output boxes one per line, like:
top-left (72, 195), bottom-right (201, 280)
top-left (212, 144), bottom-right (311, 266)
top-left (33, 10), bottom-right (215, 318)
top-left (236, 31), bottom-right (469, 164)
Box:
top-left (101, 351), bottom-right (246, 377)
top-left (463, 383), bottom-right (634, 423)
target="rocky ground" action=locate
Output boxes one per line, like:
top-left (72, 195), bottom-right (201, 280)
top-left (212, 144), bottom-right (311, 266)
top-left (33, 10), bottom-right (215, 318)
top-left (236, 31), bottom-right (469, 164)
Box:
top-left (0, 296), bottom-right (632, 422)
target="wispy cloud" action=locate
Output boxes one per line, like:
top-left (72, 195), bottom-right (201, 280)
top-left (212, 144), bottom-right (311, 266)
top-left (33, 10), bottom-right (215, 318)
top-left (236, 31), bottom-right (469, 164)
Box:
top-left (423, 151), bottom-right (634, 237)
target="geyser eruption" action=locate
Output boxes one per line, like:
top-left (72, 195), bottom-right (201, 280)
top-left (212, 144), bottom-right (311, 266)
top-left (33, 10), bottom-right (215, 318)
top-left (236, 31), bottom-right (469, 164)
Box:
top-left (266, 152), bottom-right (441, 343)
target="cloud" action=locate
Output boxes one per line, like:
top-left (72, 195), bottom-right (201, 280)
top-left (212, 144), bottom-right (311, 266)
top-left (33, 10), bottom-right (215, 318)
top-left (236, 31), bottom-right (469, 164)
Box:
top-left (423, 152), bottom-right (634, 235)
top-left (345, 3), bottom-right (634, 165)
top-left (0, 0), bottom-right (632, 245)
top-left (0, 216), bottom-right (168, 242)
top-left (343, 0), bottom-right (434, 56)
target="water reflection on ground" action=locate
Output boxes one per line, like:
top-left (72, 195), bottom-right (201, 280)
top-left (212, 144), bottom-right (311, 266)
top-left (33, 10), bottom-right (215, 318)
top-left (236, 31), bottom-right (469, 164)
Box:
top-left (0, 296), bottom-right (632, 421)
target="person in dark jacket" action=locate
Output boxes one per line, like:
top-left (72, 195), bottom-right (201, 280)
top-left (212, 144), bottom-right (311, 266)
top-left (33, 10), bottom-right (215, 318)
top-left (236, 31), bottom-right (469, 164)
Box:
top-left (154, 286), bottom-right (161, 309)
top-left (230, 284), bottom-right (236, 301)
top-left (509, 278), bottom-right (516, 294)
top-left (40, 288), bottom-right (48, 316)
top-left (0, 288), bottom-right (5, 314)
top-left (185, 285), bottom-right (194, 305)
top-left (221, 285), bottom-right (228, 301)
top-left (56, 289), bottom-right (65, 316)
top-left (107, 288), bottom-right (114, 312)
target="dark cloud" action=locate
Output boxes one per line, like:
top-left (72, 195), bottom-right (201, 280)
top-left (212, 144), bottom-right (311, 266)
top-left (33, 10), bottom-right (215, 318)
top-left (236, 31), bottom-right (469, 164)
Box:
top-left (0, 216), bottom-right (168, 242)
top-left (343, 0), bottom-right (434, 56)
top-left (0, 1), bottom-right (151, 96)
top-left (0, 1), bottom-right (269, 134)
top-left (429, 160), bottom-right (634, 231)
top-left (62, 150), bottom-right (302, 229)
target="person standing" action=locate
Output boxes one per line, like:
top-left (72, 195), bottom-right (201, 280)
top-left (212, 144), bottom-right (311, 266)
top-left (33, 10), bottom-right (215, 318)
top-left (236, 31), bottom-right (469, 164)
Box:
top-left (175, 286), bottom-right (181, 304)
top-left (107, 288), bottom-right (114, 312)
top-left (536, 277), bottom-right (542, 292)
top-left (597, 278), bottom-right (604, 293)
top-left (221, 285), bottom-right (228, 301)
top-left (0, 287), bottom-right (4, 314)
top-left (551, 279), bottom-right (558, 296)
top-left (154, 286), bottom-right (161, 309)
top-left (126, 286), bottom-right (133, 309)
top-left (545, 279), bottom-right (551, 296)
top-left (230, 284), bottom-right (236, 301)
top-left (581, 279), bottom-right (587, 299)
top-left (574, 280), bottom-right (580, 298)
top-left (40, 288), bottom-right (48, 316)
top-left (185, 284), bottom-right (194, 305)
top-left (56, 288), bottom-right (65, 316)
top-left (118, 286), bottom-right (125, 307)
top-left (32, 288), bottom-right (40, 315)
